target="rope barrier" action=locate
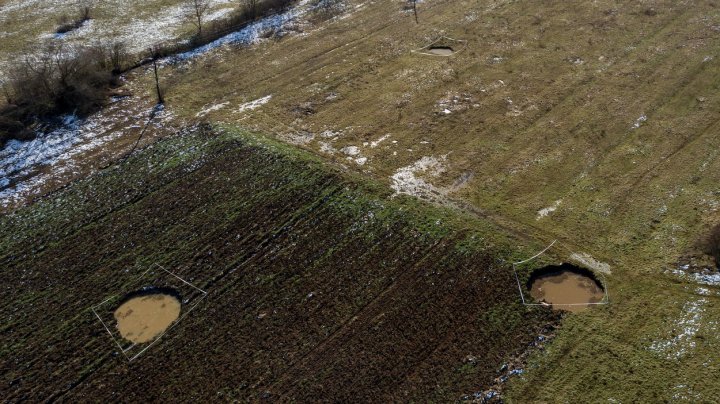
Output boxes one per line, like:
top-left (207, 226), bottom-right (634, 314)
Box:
top-left (89, 263), bottom-right (208, 362)
top-left (411, 35), bottom-right (468, 57)
top-left (511, 240), bottom-right (611, 308)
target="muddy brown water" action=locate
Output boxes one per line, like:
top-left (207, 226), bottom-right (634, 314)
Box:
top-left (428, 46), bottom-right (454, 56)
top-left (114, 293), bottom-right (181, 343)
top-left (528, 265), bottom-right (604, 312)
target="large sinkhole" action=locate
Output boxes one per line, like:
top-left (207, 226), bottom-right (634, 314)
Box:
top-left (527, 263), bottom-right (605, 312)
top-left (114, 287), bottom-right (182, 343)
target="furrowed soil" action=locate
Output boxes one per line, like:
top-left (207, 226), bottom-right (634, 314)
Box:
top-left (0, 128), bottom-right (558, 401)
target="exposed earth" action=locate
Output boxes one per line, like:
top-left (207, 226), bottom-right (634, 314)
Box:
top-left (114, 292), bottom-right (182, 344)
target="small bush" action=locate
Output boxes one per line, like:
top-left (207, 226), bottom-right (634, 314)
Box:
top-left (56, 4), bottom-right (92, 34)
top-left (705, 223), bottom-right (720, 268)
top-left (310, 0), bottom-right (346, 22)
top-left (1, 42), bottom-right (125, 143)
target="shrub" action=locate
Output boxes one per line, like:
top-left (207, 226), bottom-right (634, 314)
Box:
top-left (705, 223), bottom-right (720, 268)
top-left (1, 42), bottom-right (124, 143)
top-left (310, 0), bottom-right (346, 22)
top-left (56, 4), bottom-right (92, 34)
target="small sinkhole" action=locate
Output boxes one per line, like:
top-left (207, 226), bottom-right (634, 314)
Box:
top-left (526, 263), bottom-right (605, 312)
top-left (427, 46), bottom-right (454, 56)
top-left (114, 287), bottom-right (182, 343)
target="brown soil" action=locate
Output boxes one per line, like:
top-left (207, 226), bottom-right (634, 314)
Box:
top-left (529, 268), bottom-right (604, 312)
top-left (114, 293), bottom-right (181, 343)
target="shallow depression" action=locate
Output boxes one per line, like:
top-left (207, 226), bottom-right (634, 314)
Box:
top-left (528, 264), bottom-right (604, 312)
top-left (114, 292), bottom-right (181, 343)
top-left (427, 46), bottom-right (454, 56)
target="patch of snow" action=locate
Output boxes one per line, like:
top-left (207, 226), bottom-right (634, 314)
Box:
top-left (0, 101), bottom-right (170, 209)
top-left (340, 145), bottom-right (367, 166)
top-left (319, 141), bottom-right (336, 154)
top-left (537, 200), bottom-right (562, 219)
top-left (370, 134), bottom-right (390, 148)
top-left (672, 384), bottom-right (702, 401)
top-left (631, 114), bottom-right (647, 129)
top-left (320, 129), bottom-right (341, 139)
top-left (670, 268), bottom-right (720, 286)
top-left (196, 101), bottom-right (229, 117)
top-left (436, 92), bottom-right (475, 115)
top-left (390, 155), bottom-right (446, 198)
top-left (340, 146), bottom-right (360, 156)
top-left (648, 298), bottom-right (707, 360)
top-left (169, 0), bottom-right (311, 63)
top-left (237, 95), bottom-right (272, 113)
top-left (282, 131), bottom-right (314, 145)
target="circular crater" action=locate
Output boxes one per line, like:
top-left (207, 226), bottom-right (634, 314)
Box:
top-left (114, 288), bottom-right (182, 343)
top-left (527, 263), bottom-right (604, 312)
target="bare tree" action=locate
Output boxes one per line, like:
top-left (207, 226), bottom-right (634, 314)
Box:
top-left (412, 0), bottom-right (418, 24)
top-left (705, 223), bottom-right (720, 268)
top-left (109, 41), bottom-right (127, 73)
top-left (244, 0), bottom-right (259, 18)
top-left (186, 0), bottom-right (210, 36)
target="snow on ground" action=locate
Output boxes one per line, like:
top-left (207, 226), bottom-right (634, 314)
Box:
top-left (0, 100), bottom-right (174, 210)
top-left (169, 0), bottom-right (312, 63)
top-left (0, 0), bottom-right (238, 80)
top-left (648, 298), bottom-right (708, 360)
top-left (237, 95), bottom-right (273, 113)
top-left (670, 268), bottom-right (720, 286)
top-left (0, 0), bottom-right (312, 208)
top-left (196, 101), bottom-right (230, 117)
top-left (390, 155), bottom-right (447, 198)
top-left (537, 199), bottom-right (562, 219)
top-left (631, 113), bottom-right (648, 129)
top-left (368, 134), bottom-right (391, 148)
top-left (340, 145), bottom-right (367, 165)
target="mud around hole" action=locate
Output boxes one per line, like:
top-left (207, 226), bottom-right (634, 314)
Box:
top-left (527, 264), bottom-right (605, 312)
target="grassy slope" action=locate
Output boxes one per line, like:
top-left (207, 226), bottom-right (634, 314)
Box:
top-left (0, 127), bottom-right (558, 401)
top-left (119, 0), bottom-right (720, 400)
